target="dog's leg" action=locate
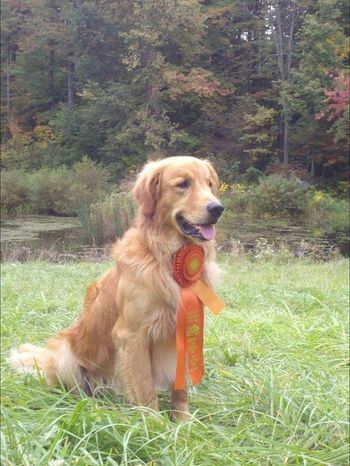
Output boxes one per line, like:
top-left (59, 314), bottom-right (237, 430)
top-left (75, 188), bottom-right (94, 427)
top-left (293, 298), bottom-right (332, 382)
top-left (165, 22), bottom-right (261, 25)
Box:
top-left (171, 388), bottom-right (190, 421)
top-left (113, 322), bottom-right (158, 410)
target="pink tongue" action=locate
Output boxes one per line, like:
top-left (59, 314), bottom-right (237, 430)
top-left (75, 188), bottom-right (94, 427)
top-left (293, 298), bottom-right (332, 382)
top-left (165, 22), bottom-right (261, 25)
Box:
top-left (198, 224), bottom-right (215, 240)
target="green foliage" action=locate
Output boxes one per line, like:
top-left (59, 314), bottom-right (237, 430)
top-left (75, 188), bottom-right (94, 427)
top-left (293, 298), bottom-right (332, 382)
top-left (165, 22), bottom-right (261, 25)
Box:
top-left (220, 183), bottom-right (250, 213)
top-left (331, 103), bottom-right (350, 146)
top-left (1, 158), bottom-right (111, 216)
top-left (1, 258), bottom-right (348, 464)
top-left (240, 104), bottom-right (278, 164)
top-left (241, 167), bottom-right (264, 184)
top-left (0, 169), bottom-right (31, 214)
top-left (296, 0), bottom-right (347, 81)
top-left (283, 0), bottom-right (349, 171)
top-left (220, 175), bottom-right (350, 250)
top-left (69, 157), bottom-right (112, 211)
top-left (0, 128), bottom-right (54, 171)
top-left (221, 175), bottom-right (310, 217)
top-left (249, 175), bottom-right (309, 215)
top-left (214, 160), bottom-right (241, 184)
top-left (49, 82), bottom-right (142, 171)
top-left (28, 167), bottom-right (73, 215)
top-left (306, 189), bottom-right (350, 233)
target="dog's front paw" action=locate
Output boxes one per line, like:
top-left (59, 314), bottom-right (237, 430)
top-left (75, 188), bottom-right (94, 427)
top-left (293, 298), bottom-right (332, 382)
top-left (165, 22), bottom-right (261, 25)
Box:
top-left (170, 409), bottom-right (191, 422)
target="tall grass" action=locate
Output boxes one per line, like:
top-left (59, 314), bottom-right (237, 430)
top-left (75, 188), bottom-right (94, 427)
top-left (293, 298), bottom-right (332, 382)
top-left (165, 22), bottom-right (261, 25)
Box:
top-left (80, 192), bottom-right (136, 243)
top-left (1, 257), bottom-right (349, 465)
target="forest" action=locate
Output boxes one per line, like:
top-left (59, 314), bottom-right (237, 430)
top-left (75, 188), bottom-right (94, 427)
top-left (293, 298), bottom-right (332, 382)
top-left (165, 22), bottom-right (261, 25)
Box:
top-left (1, 0), bottom-right (349, 186)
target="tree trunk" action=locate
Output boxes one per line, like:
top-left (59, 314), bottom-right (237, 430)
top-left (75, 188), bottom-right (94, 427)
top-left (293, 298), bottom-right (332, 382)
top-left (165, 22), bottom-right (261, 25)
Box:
top-left (283, 117), bottom-right (289, 165)
top-left (274, 1), bottom-right (284, 80)
top-left (67, 54), bottom-right (74, 107)
top-left (6, 53), bottom-right (11, 117)
top-left (271, 1), bottom-right (298, 166)
top-left (49, 48), bottom-right (55, 105)
top-left (283, 4), bottom-right (296, 167)
top-left (287, 5), bottom-right (296, 79)
top-left (278, 115), bottom-right (284, 162)
top-left (310, 158), bottom-right (315, 177)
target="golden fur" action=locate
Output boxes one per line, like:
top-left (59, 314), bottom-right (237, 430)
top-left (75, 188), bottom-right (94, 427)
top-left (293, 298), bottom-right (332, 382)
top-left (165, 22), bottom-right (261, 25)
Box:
top-left (10, 156), bottom-right (223, 420)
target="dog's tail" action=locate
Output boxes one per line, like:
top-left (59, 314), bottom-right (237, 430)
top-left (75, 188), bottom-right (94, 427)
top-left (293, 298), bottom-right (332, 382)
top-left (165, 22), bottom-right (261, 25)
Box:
top-left (8, 339), bottom-right (86, 390)
top-left (8, 343), bottom-right (46, 375)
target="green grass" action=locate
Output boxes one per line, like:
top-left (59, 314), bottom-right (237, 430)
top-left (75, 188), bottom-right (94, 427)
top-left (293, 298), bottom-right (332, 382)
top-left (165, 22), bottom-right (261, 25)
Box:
top-left (1, 257), bottom-right (349, 466)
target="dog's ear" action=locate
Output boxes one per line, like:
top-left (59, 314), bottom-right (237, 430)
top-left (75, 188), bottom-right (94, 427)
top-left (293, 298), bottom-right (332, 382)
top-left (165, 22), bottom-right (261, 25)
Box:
top-left (204, 160), bottom-right (219, 193)
top-left (133, 162), bottom-right (162, 217)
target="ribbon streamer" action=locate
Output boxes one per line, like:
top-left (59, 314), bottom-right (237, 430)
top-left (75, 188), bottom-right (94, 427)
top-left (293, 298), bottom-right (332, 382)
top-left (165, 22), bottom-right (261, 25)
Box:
top-left (172, 244), bottom-right (224, 390)
top-left (174, 288), bottom-right (204, 390)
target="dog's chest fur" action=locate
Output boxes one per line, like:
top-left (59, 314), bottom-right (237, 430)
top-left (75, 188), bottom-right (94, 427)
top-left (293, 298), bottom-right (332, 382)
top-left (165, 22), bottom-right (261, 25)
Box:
top-left (148, 301), bottom-right (176, 341)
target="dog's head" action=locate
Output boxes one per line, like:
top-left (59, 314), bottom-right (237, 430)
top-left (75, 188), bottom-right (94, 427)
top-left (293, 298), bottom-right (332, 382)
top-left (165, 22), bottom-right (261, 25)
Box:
top-left (133, 156), bottom-right (224, 242)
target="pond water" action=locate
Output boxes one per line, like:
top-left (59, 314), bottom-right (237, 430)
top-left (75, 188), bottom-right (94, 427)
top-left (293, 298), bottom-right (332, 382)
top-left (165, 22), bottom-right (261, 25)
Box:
top-left (218, 214), bottom-right (349, 257)
top-left (1, 214), bottom-right (349, 259)
top-left (1, 216), bottom-right (88, 255)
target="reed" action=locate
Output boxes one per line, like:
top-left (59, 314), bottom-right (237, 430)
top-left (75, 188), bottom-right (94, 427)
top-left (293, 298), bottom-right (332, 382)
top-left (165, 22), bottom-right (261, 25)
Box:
top-left (79, 192), bottom-right (136, 243)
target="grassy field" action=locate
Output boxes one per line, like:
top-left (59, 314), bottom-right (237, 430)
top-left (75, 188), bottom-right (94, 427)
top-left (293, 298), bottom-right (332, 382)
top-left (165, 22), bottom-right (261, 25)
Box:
top-left (1, 257), bottom-right (349, 466)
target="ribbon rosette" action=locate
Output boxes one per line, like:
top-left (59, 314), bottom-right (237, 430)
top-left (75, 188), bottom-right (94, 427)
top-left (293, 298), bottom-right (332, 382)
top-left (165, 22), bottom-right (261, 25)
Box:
top-left (172, 244), bottom-right (224, 390)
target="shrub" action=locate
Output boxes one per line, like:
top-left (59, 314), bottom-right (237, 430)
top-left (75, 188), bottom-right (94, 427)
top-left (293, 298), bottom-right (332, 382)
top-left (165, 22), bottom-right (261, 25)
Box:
top-left (213, 159), bottom-right (241, 184)
top-left (68, 157), bottom-right (112, 214)
top-left (220, 183), bottom-right (250, 214)
top-left (248, 174), bottom-right (309, 216)
top-left (241, 167), bottom-right (263, 184)
top-left (28, 167), bottom-right (73, 214)
top-left (1, 158), bottom-right (113, 216)
top-left (1, 170), bottom-right (31, 214)
top-left (72, 157), bottom-right (111, 193)
top-left (306, 190), bottom-right (349, 233)
top-left (220, 175), bottom-right (310, 218)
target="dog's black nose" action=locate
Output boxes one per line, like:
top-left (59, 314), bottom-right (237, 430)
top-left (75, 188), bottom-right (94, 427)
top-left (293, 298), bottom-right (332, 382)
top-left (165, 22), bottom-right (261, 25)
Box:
top-left (207, 202), bottom-right (224, 220)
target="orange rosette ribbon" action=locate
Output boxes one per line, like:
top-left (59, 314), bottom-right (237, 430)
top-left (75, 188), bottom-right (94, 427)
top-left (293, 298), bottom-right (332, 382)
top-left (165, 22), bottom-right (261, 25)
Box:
top-left (172, 244), bottom-right (224, 390)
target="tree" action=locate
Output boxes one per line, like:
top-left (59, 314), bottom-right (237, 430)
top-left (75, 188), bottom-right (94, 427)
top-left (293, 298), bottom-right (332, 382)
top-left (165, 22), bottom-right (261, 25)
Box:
top-left (315, 72), bottom-right (350, 177)
top-left (267, 0), bottom-right (309, 165)
top-left (1, 0), bottom-right (30, 134)
top-left (284, 0), bottom-right (348, 176)
top-left (240, 103), bottom-right (278, 169)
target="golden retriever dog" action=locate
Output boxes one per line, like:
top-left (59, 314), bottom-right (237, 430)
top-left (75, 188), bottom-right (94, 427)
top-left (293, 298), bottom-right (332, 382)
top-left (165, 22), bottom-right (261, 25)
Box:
top-left (10, 156), bottom-right (224, 420)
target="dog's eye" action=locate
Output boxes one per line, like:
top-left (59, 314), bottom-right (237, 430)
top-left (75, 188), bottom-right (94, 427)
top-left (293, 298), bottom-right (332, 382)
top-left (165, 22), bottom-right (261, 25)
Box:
top-left (176, 179), bottom-right (191, 189)
top-left (208, 180), bottom-right (213, 188)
